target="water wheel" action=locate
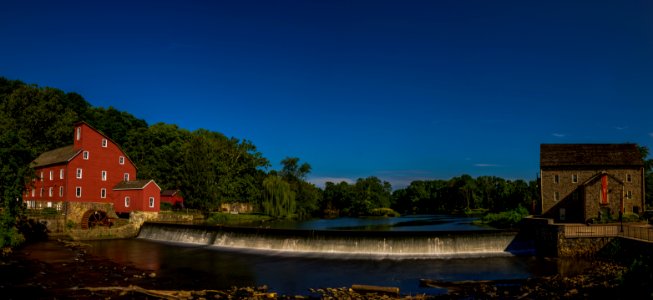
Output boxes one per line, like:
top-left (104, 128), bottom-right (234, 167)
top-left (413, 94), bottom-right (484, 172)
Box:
top-left (80, 210), bottom-right (112, 229)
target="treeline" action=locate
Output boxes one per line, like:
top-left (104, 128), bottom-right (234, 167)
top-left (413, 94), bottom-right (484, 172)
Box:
top-left (1, 76), bottom-right (652, 229)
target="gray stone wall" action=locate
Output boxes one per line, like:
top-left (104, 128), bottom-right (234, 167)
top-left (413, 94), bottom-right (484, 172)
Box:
top-left (541, 168), bottom-right (643, 222)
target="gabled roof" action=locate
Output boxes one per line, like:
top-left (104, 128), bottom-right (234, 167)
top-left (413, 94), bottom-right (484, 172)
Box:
top-left (161, 189), bottom-right (180, 196)
top-left (540, 144), bottom-right (644, 168)
top-left (31, 145), bottom-right (81, 168)
top-left (113, 179), bottom-right (161, 191)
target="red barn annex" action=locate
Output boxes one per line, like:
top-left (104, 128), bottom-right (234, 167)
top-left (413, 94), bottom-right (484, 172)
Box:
top-left (23, 122), bottom-right (160, 216)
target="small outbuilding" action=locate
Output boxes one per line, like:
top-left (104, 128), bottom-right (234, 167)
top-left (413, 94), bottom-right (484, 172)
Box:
top-left (161, 189), bottom-right (184, 208)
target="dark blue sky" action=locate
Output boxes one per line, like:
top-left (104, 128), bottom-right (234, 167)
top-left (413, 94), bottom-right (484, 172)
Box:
top-left (2, 0), bottom-right (652, 188)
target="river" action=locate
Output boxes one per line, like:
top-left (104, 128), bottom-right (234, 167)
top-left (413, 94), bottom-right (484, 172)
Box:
top-left (78, 215), bottom-right (591, 296)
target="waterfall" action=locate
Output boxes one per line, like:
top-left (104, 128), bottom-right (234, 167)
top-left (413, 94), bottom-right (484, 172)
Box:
top-left (138, 223), bottom-right (529, 258)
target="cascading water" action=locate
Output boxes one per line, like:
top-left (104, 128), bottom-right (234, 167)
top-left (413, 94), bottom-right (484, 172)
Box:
top-left (138, 223), bottom-right (531, 258)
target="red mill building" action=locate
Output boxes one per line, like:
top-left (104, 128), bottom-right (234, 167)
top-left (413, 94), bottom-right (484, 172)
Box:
top-left (540, 144), bottom-right (645, 223)
top-left (23, 122), bottom-right (160, 228)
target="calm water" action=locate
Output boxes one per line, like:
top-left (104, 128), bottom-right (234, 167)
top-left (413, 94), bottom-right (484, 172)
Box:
top-left (264, 214), bottom-right (488, 231)
top-left (69, 216), bottom-right (592, 296)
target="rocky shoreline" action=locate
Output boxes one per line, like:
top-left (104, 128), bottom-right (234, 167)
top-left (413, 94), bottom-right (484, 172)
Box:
top-left (0, 239), bottom-right (630, 299)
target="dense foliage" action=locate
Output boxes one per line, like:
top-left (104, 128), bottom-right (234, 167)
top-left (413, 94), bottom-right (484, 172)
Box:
top-left (391, 176), bottom-right (539, 215)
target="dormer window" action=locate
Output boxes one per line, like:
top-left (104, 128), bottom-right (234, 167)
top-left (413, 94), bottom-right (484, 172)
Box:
top-left (83, 151), bottom-right (89, 160)
top-left (102, 138), bottom-right (108, 147)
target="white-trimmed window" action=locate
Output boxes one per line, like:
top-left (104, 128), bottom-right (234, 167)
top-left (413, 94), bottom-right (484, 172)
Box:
top-left (124, 173), bottom-right (129, 181)
top-left (101, 170), bottom-right (107, 181)
top-left (49, 170), bottom-right (54, 180)
top-left (102, 138), bottom-right (108, 147)
top-left (119, 156), bottom-right (125, 165)
top-left (59, 186), bottom-right (64, 197)
top-left (76, 168), bottom-right (83, 179)
top-left (100, 188), bottom-right (107, 199)
top-left (554, 174), bottom-right (559, 184)
top-left (571, 174), bottom-right (578, 183)
top-left (554, 191), bottom-right (560, 202)
top-left (83, 151), bottom-right (89, 160)
top-left (125, 196), bottom-right (130, 207)
top-left (76, 127), bottom-right (81, 141)
top-left (75, 187), bottom-right (82, 198)
top-left (59, 168), bottom-right (64, 179)
top-left (149, 197), bottom-right (155, 208)
top-left (48, 187), bottom-right (53, 197)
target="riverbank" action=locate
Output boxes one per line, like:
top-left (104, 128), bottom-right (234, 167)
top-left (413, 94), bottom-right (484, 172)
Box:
top-left (0, 239), bottom-right (634, 299)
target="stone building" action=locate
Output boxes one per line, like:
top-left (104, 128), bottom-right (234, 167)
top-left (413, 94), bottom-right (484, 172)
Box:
top-left (540, 144), bottom-right (645, 223)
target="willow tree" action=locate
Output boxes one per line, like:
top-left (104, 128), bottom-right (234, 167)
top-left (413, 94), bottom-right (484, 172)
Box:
top-left (262, 175), bottom-right (295, 219)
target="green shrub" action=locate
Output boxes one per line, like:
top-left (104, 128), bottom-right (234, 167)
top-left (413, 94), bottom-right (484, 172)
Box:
top-left (369, 208), bottom-right (400, 217)
top-left (475, 206), bottom-right (529, 228)
top-left (66, 220), bottom-right (76, 230)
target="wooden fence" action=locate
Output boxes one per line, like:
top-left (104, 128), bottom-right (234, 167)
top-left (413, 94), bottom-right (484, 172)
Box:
top-left (563, 224), bottom-right (653, 242)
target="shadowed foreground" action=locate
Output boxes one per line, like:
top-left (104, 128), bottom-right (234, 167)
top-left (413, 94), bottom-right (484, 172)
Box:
top-left (0, 239), bottom-right (630, 299)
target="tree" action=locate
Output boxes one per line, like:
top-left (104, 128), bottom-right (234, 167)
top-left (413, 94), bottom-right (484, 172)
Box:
top-left (322, 181), bottom-right (354, 216)
top-left (350, 177), bottom-right (392, 216)
top-left (261, 175), bottom-right (295, 218)
top-left (638, 146), bottom-right (652, 209)
top-left (180, 131), bottom-right (221, 211)
top-left (279, 157), bottom-right (320, 219)
top-left (280, 157), bottom-right (311, 180)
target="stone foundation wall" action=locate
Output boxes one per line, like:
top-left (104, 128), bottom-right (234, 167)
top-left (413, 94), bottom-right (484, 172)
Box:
top-left (558, 236), bottom-right (615, 257)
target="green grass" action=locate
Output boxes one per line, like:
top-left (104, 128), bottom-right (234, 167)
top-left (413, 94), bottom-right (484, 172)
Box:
top-left (206, 212), bottom-right (272, 226)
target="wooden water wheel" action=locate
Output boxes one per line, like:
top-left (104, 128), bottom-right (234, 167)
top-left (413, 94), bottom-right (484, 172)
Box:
top-left (80, 210), bottom-right (113, 229)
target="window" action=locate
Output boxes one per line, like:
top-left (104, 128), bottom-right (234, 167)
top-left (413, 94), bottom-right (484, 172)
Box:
top-left (626, 174), bottom-right (632, 183)
top-left (101, 170), bottom-right (107, 181)
top-left (48, 187), bottom-right (53, 197)
top-left (554, 175), bottom-right (559, 184)
top-left (101, 188), bottom-right (106, 199)
top-left (102, 138), bottom-right (108, 147)
top-left (124, 173), bottom-right (130, 181)
top-left (149, 197), bottom-right (155, 208)
top-left (76, 168), bottom-right (83, 179)
top-left (59, 186), bottom-right (64, 197)
top-left (83, 151), bottom-right (89, 160)
top-left (571, 174), bottom-right (578, 183)
top-left (75, 187), bottom-right (82, 198)
top-left (49, 170), bottom-right (53, 180)
top-left (119, 156), bottom-right (125, 165)
top-left (627, 190), bottom-right (633, 199)
top-left (125, 197), bottom-right (130, 207)
top-left (76, 127), bottom-right (81, 141)
top-left (59, 168), bottom-right (64, 179)
top-left (554, 191), bottom-right (560, 202)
